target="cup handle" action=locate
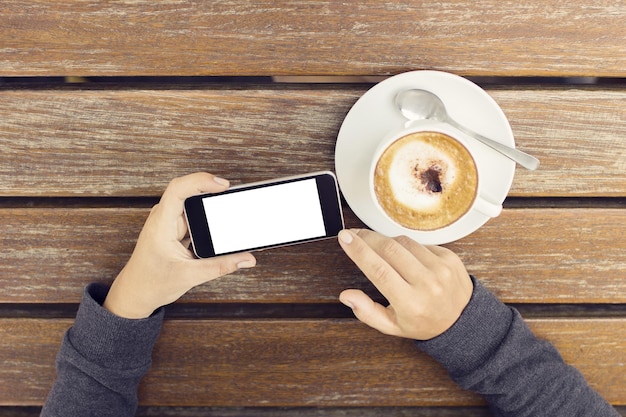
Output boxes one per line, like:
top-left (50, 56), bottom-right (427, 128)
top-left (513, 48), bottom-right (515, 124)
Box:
top-left (474, 196), bottom-right (502, 218)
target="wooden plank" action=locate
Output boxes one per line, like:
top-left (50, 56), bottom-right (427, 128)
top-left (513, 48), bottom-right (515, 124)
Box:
top-left (0, 88), bottom-right (349, 197)
top-left (1, 318), bottom-right (624, 406)
top-left (0, 208), bottom-right (624, 304)
top-left (135, 406), bottom-right (497, 417)
top-left (0, 407), bottom-right (624, 417)
top-left (1, 1), bottom-right (625, 77)
top-left (491, 88), bottom-right (626, 197)
top-left (145, 408), bottom-right (623, 417)
top-left (0, 406), bottom-right (503, 417)
top-left (0, 88), bottom-right (625, 197)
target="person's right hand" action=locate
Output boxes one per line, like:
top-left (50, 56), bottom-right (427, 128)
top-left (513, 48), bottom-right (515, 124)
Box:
top-left (337, 229), bottom-right (473, 340)
top-left (103, 173), bottom-right (257, 319)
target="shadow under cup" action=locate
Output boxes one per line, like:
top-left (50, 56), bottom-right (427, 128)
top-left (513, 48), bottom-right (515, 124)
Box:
top-left (370, 123), bottom-right (502, 232)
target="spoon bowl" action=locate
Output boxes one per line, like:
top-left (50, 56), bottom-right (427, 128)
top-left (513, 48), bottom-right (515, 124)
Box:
top-left (395, 89), bottom-right (539, 171)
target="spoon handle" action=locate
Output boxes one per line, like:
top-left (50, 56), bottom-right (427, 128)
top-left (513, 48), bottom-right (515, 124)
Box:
top-left (446, 117), bottom-right (540, 171)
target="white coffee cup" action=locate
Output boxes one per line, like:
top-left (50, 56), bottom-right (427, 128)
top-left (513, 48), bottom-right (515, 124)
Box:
top-left (369, 120), bottom-right (502, 232)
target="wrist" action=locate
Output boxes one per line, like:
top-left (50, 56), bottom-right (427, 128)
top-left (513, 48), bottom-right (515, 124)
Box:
top-left (415, 277), bottom-right (514, 374)
top-left (103, 272), bottom-right (157, 319)
top-left (103, 295), bottom-right (155, 319)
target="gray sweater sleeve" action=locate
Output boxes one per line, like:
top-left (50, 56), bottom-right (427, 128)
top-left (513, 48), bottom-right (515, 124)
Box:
top-left (40, 279), bottom-right (618, 416)
top-left (415, 277), bottom-right (618, 417)
top-left (40, 283), bottom-right (164, 417)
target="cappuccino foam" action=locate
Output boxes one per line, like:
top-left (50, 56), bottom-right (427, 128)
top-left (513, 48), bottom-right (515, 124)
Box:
top-left (374, 131), bottom-right (478, 230)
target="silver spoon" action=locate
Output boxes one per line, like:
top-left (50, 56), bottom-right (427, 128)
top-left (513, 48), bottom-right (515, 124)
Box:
top-left (395, 89), bottom-right (540, 171)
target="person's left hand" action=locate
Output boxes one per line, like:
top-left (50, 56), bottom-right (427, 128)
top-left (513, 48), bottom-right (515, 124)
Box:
top-left (103, 173), bottom-right (257, 319)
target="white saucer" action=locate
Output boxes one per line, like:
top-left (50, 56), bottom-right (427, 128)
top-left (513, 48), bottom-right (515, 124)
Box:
top-left (334, 70), bottom-right (516, 245)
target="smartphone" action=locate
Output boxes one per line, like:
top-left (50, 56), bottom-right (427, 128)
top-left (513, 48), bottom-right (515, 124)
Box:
top-left (184, 171), bottom-right (345, 258)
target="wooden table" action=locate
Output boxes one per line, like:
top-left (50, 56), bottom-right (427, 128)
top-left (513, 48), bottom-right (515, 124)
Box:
top-left (1, 1), bottom-right (625, 416)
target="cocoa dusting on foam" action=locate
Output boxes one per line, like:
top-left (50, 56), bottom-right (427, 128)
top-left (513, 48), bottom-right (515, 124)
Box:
top-left (415, 164), bottom-right (443, 193)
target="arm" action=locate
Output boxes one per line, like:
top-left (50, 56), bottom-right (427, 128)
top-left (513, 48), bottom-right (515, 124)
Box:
top-left (416, 277), bottom-right (618, 417)
top-left (41, 173), bottom-right (257, 417)
top-left (40, 283), bottom-right (164, 417)
top-left (338, 228), bottom-right (618, 417)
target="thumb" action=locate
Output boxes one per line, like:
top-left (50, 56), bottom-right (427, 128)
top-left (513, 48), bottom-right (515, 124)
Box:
top-left (185, 253), bottom-right (257, 288)
top-left (339, 289), bottom-right (398, 336)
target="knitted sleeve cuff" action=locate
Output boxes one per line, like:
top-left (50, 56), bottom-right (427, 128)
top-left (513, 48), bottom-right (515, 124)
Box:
top-left (67, 283), bottom-right (165, 370)
top-left (414, 276), bottom-right (515, 377)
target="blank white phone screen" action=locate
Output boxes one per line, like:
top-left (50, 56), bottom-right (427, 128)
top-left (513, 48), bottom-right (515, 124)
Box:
top-left (202, 178), bottom-right (326, 255)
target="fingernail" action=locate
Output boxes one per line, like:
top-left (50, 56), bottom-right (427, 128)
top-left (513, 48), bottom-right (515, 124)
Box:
top-left (213, 176), bottom-right (229, 187)
top-left (340, 297), bottom-right (355, 310)
top-left (339, 229), bottom-right (353, 244)
top-left (237, 260), bottom-right (256, 269)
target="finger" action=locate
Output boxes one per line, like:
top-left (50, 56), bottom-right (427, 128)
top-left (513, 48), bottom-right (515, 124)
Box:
top-left (338, 229), bottom-right (411, 306)
top-left (184, 252), bottom-right (257, 288)
top-left (176, 214), bottom-right (188, 241)
top-left (355, 230), bottom-right (430, 285)
top-left (159, 172), bottom-right (230, 223)
top-left (339, 289), bottom-right (399, 336)
top-left (425, 244), bottom-right (456, 259)
top-left (393, 235), bottom-right (444, 272)
top-left (180, 237), bottom-right (192, 251)
top-left (424, 245), bottom-right (471, 282)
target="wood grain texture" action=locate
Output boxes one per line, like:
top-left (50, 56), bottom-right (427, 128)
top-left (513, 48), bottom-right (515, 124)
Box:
top-left (1, 208), bottom-right (624, 304)
top-left (1, 1), bottom-right (625, 77)
top-left (133, 406), bottom-right (497, 417)
top-left (0, 408), bottom-right (621, 417)
top-left (0, 406), bottom-right (508, 417)
top-left (1, 1), bottom-right (624, 415)
top-left (1, 318), bottom-right (624, 406)
top-left (0, 88), bottom-right (625, 197)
